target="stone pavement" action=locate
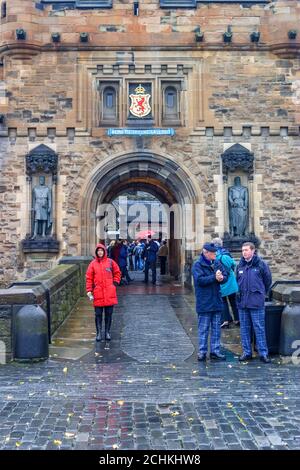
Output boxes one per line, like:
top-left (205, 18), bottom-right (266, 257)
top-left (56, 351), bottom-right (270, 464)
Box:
top-left (0, 271), bottom-right (300, 451)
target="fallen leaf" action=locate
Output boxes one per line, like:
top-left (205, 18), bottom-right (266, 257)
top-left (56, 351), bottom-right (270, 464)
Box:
top-left (63, 367), bottom-right (68, 374)
top-left (53, 440), bottom-right (62, 446)
top-left (15, 442), bottom-right (22, 447)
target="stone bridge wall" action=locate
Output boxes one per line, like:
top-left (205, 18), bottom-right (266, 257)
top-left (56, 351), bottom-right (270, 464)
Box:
top-left (0, 257), bottom-right (91, 362)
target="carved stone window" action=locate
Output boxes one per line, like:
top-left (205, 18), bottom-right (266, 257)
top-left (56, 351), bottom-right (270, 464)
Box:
top-left (99, 82), bottom-right (119, 126)
top-left (162, 82), bottom-right (181, 126)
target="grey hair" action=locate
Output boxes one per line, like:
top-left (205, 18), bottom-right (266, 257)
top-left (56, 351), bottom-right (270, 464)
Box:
top-left (212, 237), bottom-right (223, 247)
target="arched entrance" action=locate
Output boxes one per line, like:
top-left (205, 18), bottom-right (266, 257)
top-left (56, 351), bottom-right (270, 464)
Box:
top-left (80, 152), bottom-right (203, 284)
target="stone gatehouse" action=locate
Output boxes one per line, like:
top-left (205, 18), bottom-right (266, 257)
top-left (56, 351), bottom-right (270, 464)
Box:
top-left (0, 0), bottom-right (299, 287)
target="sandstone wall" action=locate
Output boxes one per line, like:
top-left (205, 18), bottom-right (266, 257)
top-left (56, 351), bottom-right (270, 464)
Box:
top-left (0, 0), bottom-right (299, 286)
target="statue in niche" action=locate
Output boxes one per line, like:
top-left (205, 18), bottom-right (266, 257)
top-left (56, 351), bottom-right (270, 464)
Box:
top-left (228, 176), bottom-right (248, 237)
top-left (31, 175), bottom-right (52, 238)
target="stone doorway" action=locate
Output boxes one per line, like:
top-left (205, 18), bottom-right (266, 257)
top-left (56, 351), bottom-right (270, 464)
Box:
top-left (80, 152), bottom-right (203, 285)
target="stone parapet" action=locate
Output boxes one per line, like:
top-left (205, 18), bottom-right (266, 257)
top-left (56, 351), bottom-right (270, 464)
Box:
top-left (0, 260), bottom-right (89, 362)
top-left (0, 1), bottom-right (299, 52)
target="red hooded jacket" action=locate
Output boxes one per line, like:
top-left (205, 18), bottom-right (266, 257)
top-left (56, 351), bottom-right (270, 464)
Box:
top-left (86, 244), bottom-right (121, 307)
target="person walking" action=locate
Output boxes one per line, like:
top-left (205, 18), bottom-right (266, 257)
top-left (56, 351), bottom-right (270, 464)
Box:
top-left (118, 240), bottom-right (132, 285)
top-left (192, 242), bottom-right (228, 362)
top-left (86, 243), bottom-right (121, 342)
top-left (158, 240), bottom-right (168, 275)
top-left (107, 240), bottom-right (116, 259)
top-left (144, 235), bottom-right (159, 285)
top-left (237, 242), bottom-right (272, 363)
top-left (212, 237), bottom-right (239, 328)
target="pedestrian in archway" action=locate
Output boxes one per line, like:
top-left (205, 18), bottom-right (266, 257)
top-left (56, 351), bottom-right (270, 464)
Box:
top-left (107, 240), bottom-right (116, 259)
top-left (119, 240), bottom-right (132, 284)
top-left (86, 243), bottom-right (121, 341)
top-left (158, 239), bottom-right (168, 275)
top-left (144, 235), bottom-right (159, 285)
top-left (192, 243), bottom-right (228, 362)
top-left (134, 240), bottom-right (145, 271)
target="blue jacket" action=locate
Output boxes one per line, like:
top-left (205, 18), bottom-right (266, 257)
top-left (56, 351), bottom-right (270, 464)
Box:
top-left (144, 240), bottom-right (158, 263)
top-left (192, 254), bottom-right (228, 314)
top-left (236, 255), bottom-right (272, 309)
top-left (118, 245), bottom-right (128, 268)
top-left (216, 249), bottom-right (239, 297)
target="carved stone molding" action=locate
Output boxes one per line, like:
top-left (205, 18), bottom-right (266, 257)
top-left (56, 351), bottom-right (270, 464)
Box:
top-left (221, 143), bottom-right (254, 181)
top-left (26, 144), bottom-right (58, 182)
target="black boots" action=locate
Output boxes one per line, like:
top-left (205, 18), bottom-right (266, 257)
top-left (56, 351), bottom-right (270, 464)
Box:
top-left (95, 313), bottom-right (102, 342)
top-left (105, 310), bottom-right (112, 341)
top-left (95, 308), bottom-right (113, 341)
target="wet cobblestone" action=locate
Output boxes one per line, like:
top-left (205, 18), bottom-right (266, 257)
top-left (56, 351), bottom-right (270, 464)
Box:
top-left (0, 282), bottom-right (300, 450)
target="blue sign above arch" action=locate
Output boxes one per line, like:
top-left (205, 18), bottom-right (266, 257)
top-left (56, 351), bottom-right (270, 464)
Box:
top-left (40, 1), bottom-right (113, 9)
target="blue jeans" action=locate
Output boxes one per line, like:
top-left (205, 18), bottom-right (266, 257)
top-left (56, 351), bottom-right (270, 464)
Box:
top-left (197, 312), bottom-right (222, 355)
top-left (135, 256), bottom-right (144, 271)
top-left (239, 308), bottom-right (268, 357)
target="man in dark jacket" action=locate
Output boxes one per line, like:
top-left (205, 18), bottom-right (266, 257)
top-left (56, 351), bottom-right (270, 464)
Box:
top-left (192, 242), bottom-right (228, 361)
top-left (237, 242), bottom-right (272, 363)
top-left (144, 236), bottom-right (159, 285)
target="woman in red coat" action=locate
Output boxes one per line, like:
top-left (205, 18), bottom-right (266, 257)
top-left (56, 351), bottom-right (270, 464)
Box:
top-left (86, 243), bottom-right (121, 341)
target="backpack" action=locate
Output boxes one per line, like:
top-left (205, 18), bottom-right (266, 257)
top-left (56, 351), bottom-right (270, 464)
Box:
top-left (219, 254), bottom-right (234, 278)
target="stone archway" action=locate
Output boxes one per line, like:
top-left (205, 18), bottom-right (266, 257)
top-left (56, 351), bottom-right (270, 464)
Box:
top-left (80, 152), bottom-right (203, 284)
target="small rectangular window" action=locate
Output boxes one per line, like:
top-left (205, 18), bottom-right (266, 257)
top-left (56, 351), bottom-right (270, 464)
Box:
top-left (162, 81), bottom-right (182, 126)
top-left (98, 81), bottom-right (119, 127)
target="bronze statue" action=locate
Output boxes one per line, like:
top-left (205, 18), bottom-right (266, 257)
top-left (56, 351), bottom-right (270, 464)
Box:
top-left (31, 176), bottom-right (52, 238)
top-left (228, 176), bottom-right (248, 237)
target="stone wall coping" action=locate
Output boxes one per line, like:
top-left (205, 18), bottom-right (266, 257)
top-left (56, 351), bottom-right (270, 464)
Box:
top-left (272, 284), bottom-right (300, 304)
top-left (59, 256), bottom-right (93, 265)
top-left (27, 264), bottom-right (80, 294)
top-left (0, 287), bottom-right (45, 305)
top-left (0, 264), bottom-right (80, 305)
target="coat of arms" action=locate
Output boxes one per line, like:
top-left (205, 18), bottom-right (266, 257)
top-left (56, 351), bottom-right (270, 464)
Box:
top-left (129, 84), bottom-right (151, 118)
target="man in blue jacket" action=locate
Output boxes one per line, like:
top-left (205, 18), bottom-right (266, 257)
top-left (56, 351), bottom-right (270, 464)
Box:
top-left (192, 242), bottom-right (228, 361)
top-left (144, 236), bottom-right (159, 285)
top-left (237, 242), bottom-right (272, 363)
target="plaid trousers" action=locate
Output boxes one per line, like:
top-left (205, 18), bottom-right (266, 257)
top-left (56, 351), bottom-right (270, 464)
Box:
top-left (239, 308), bottom-right (268, 357)
top-left (197, 312), bottom-right (222, 355)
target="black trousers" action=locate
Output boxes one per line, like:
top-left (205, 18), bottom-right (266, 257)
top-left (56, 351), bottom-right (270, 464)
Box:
top-left (221, 293), bottom-right (239, 323)
top-left (159, 256), bottom-right (167, 275)
top-left (94, 306), bottom-right (114, 326)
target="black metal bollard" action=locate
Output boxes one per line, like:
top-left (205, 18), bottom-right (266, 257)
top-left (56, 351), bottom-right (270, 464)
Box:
top-left (14, 305), bottom-right (49, 361)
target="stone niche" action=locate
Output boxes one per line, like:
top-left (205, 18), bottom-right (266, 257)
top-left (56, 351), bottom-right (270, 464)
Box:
top-left (22, 144), bottom-right (59, 254)
top-left (221, 143), bottom-right (259, 251)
